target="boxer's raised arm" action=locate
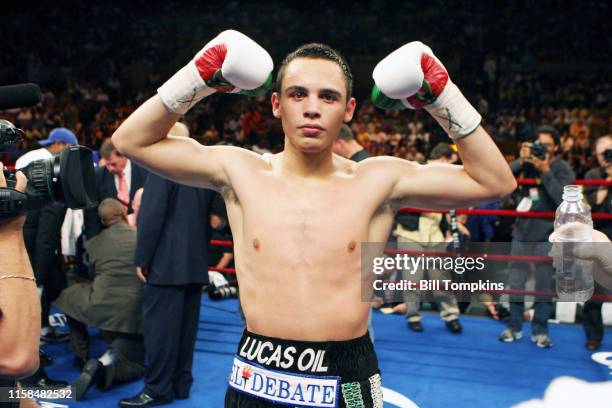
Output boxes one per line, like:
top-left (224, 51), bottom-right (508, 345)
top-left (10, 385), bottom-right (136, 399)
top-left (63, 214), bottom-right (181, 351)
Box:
top-left (112, 30), bottom-right (273, 189)
top-left (374, 129), bottom-right (514, 210)
top-left (370, 41), bottom-right (516, 209)
top-left (112, 96), bottom-right (229, 189)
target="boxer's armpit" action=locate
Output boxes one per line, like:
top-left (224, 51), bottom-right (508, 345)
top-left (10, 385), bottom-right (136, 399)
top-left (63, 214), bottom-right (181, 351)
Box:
top-left (218, 183), bottom-right (239, 205)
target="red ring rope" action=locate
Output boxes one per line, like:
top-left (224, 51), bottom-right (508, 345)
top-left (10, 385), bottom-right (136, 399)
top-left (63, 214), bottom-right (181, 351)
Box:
top-left (517, 178), bottom-right (612, 186)
top-left (398, 207), bottom-right (612, 220)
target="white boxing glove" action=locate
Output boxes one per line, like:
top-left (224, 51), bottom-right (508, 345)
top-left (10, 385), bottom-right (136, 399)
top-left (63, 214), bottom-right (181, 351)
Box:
top-left (158, 30), bottom-right (273, 114)
top-left (371, 41), bottom-right (481, 139)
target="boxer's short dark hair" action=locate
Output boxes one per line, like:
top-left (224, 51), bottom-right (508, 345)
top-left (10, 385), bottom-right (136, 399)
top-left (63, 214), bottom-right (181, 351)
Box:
top-left (275, 43), bottom-right (353, 100)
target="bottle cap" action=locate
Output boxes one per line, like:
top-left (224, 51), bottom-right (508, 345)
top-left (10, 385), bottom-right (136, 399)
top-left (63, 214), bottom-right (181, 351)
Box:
top-left (562, 185), bottom-right (582, 202)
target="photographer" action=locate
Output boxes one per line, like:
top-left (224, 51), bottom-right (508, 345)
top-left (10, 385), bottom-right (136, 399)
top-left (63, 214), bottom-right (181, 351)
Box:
top-left (1, 113), bottom-right (94, 406)
top-left (499, 126), bottom-right (574, 348)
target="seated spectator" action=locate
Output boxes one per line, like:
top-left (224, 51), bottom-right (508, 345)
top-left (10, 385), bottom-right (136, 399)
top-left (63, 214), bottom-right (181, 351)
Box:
top-left (53, 198), bottom-right (145, 401)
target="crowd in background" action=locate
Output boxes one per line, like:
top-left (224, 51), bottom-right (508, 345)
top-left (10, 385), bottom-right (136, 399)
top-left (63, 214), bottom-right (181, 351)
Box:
top-left (1, 84), bottom-right (610, 181)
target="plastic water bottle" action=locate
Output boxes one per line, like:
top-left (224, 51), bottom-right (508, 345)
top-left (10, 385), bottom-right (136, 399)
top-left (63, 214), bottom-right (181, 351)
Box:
top-left (553, 185), bottom-right (594, 301)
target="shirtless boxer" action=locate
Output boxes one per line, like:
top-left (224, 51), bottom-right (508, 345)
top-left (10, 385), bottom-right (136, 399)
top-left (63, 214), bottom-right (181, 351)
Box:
top-left (112, 30), bottom-right (516, 407)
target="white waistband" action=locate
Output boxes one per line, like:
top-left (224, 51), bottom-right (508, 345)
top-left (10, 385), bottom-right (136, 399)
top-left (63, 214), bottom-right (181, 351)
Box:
top-left (228, 356), bottom-right (340, 407)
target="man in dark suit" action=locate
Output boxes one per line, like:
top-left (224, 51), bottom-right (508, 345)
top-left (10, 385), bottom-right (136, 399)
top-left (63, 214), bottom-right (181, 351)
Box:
top-left (84, 138), bottom-right (148, 238)
top-left (120, 123), bottom-right (216, 408)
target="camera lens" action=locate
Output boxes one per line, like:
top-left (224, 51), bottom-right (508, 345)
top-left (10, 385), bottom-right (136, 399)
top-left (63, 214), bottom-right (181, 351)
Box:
top-left (21, 158), bottom-right (56, 202)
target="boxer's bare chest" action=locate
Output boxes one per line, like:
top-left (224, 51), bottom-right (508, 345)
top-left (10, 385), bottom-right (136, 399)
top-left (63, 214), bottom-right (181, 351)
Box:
top-left (225, 167), bottom-right (392, 263)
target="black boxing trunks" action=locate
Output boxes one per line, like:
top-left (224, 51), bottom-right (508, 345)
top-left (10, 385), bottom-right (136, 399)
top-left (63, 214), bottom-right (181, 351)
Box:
top-left (225, 330), bottom-right (382, 408)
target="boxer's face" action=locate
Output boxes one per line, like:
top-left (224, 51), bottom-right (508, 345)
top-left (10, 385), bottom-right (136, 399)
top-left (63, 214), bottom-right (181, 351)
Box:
top-left (272, 58), bottom-right (356, 154)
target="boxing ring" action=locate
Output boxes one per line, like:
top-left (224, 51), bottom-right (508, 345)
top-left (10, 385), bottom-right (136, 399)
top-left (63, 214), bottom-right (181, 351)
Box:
top-left (42, 296), bottom-right (612, 407)
top-left (37, 177), bottom-right (612, 407)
